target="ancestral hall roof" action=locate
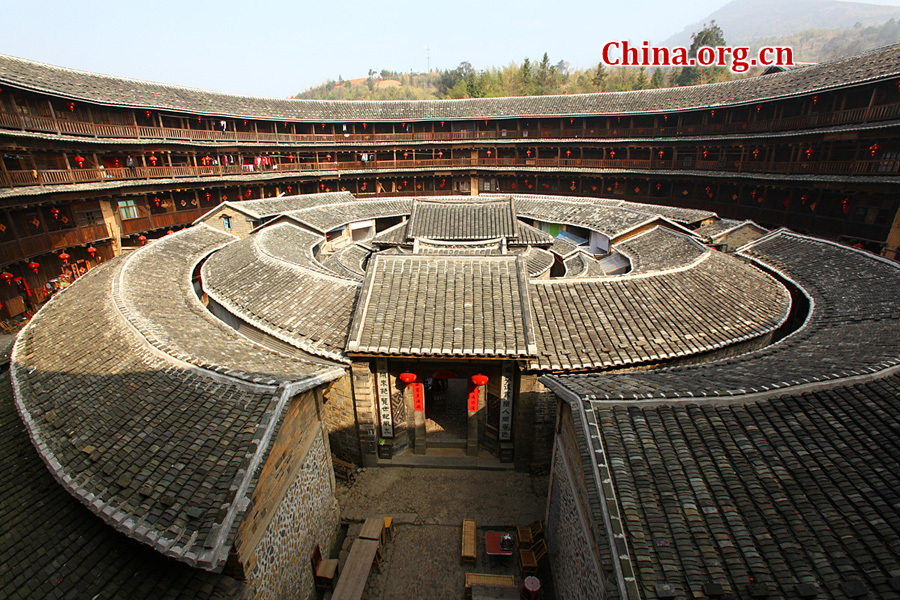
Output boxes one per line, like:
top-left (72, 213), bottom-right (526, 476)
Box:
top-left (406, 197), bottom-right (518, 241)
top-left (1, 44), bottom-right (899, 119)
top-left (346, 254), bottom-right (537, 358)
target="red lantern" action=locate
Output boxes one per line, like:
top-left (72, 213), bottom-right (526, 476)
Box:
top-left (399, 372), bottom-right (417, 384)
top-left (287, 185), bottom-right (292, 193)
top-left (544, 183), bottom-right (550, 190)
top-left (511, 183), bottom-right (516, 189)
top-left (870, 144), bottom-right (881, 158)
top-left (753, 149), bottom-right (761, 159)
top-left (145, 110), bottom-right (152, 119)
top-left (801, 194), bottom-right (809, 205)
top-left (486, 150), bottom-right (492, 158)
top-left (663, 114), bottom-right (669, 122)
top-left (245, 189), bottom-right (252, 199)
top-left (812, 95), bottom-right (819, 105)
top-left (74, 155), bottom-right (85, 168)
top-left (614, 181), bottom-right (619, 189)
top-left (153, 197), bottom-right (161, 206)
top-left (67, 102), bottom-right (75, 112)
top-left (440, 121), bottom-right (445, 127)
top-left (656, 183), bottom-right (662, 191)
top-left (362, 123), bottom-right (367, 129)
top-left (58, 252), bottom-right (70, 264)
top-left (288, 154), bottom-right (295, 162)
top-left (403, 152), bottom-right (409, 159)
top-left (148, 156), bottom-right (158, 165)
top-left (325, 154), bottom-right (332, 161)
top-left (710, 109), bottom-right (716, 118)
top-left (756, 104), bottom-right (762, 113)
top-left (1, 272), bottom-right (13, 285)
top-left (805, 148), bottom-right (815, 159)
top-left (205, 193), bottom-right (212, 201)
top-left (437, 151), bottom-right (444, 159)
top-left (842, 198), bottom-right (850, 214)
top-left (658, 150), bottom-right (665, 159)
top-left (137, 235), bottom-right (146, 245)
top-left (609, 150), bottom-right (616, 159)
top-left (526, 150), bottom-right (532, 157)
top-left (28, 262), bottom-right (40, 274)
top-left (196, 115), bottom-right (202, 122)
top-left (50, 208), bottom-right (60, 220)
top-left (565, 150), bottom-right (571, 158)
top-left (320, 183), bottom-right (326, 190)
top-left (86, 246), bottom-right (96, 257)
top-left (703, 149), bottom-right (709, 159)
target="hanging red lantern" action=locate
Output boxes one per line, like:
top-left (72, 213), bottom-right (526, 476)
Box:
top-left (362, 182), bottom-right (368, 189)
top-left (362, 123), bottom-right (367, 129)
top-left (325, 154), bottom-right (332, 161)
top-left (287, 185), bottom-right (292, 193)
top-left (663, 114), bottom-right (669, 122)
top-left (137, 235), bottom-right (146, 245)
top-left (196, 115), bottom-right (202, 122)
top-left (801, 194), bottom-right (809, 205)
top-left (812, 95), bottom-right (819, 105)
top-left (869, 144), bottom-right (881, 158)
top-left (403, 152), bottom-right (409, 159)
top-left (288, 154), bottom-right (295, 162)
top-left (153, 197), bottom-right (161, 206)
top-left (148, 155), bottom-right (158, 165)
top-left (320, 183), bottom-right (326, 190)
top-left (58, 252), bottom-right (70, 264)
top-left (710, 109), bottom-right (716, 118)
top-left (244, 189), bottom-right (252, 198)
top-left (399, 372), bottom-right (417, 384)
top-left (656, 183), bottom-right (662, 191)
top-left (805, 148), bottom-right (815, 159)
top-left (321, 123), bottom-right (325, 129)
top-left (511, 183), bottom-right (516, 189)
top-left (1, 272), bottom-right (13, 285)
top-left (204, 192), bottom-right (211, 201)
top-left (703, 149), bottom-right (709, 158)
top-left (74, 155), bottom-right (85, 168)
top-left (609, 150), bottom-right (616, 158)
top-left (569, 117), bottom-right (575, 124)
top-left (438, 151), bottom-right (444, 159)
top-left (526, 149), bottom-right (532, 158)
top-left (486, 150), bottom-right (492, 158)
top-left (440, 121), bottom-right (445, 127)
top-left (403, 180), bottom-right (408, 186)
top-left (614, 181), bottom-right (619, 189)
top-left (753, 149), bottom-right (761, 159)
top-left (756, 104), bottom-right (762, 113)
top-left (50, 208), bottom-right (60, 220)
top-left (67, 102), bottom-right (75, 112)
top-left (145, 110), bottom-right (152, 119)
top-left (471, 374), bottom-right (488, 387)
top-left (565, 150), bottom-right (571, 157)
top-left (86, 246), bottom-right (96, 257)
top-left (658, 150), bottom-right (665, 159)
top-left (28, 262), bottom-right (40, 274)
top-left (842, 198), bottom-right (850, 213)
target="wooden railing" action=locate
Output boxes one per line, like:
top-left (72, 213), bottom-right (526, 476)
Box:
top-left (120, 208), bottom-right (206, 236)
top-left (1, 101), bottom-right (899, 145)
top-left (0, 223), bottom-right (110, 264)
top-left (4, 154), bottom-right (898, 190)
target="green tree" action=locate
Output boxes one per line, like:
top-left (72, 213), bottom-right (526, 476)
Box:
top-left (678, 21), bottom-right (727, 86)
top-left (650, 67), bottom-right (665, 89)
top-left (593, 62), bottom-right (607, 91)
top-left (635, 66), bottom-right (648, 90)
top-left (520, 58), bottom-right (535, 95)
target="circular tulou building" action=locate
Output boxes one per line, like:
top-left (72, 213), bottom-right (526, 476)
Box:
top-left (1, 45), bottom-right (900, 600)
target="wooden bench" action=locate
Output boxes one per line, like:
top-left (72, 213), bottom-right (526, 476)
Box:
top-left (461, 519), bottom-right (477, 564)
top-left (332, 456), bottom-right (355, 482)
top-left (465, 573), bottom-right (516, 598)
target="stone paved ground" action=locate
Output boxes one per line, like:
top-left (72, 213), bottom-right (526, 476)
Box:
top-left (334, 467), bottom-right (551, 600)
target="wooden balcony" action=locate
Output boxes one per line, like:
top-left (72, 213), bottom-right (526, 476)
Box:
top-left (0, 223), bottom-right (110, 264)
top-left (119, 208), bottom-right (206, 236)
top-left (1, 101), bottom-right (899, 146)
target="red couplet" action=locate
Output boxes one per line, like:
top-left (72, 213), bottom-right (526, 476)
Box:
top-left (411, 383), bottom-right (425, 411)
top-left (468, 385), bottom-right (480, 413)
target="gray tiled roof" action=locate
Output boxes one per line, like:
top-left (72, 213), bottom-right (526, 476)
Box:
top-left (562, 252), bottom-right (589, 277)
top-left (514, 221), bottom-right (556, 246)
top-left (406, 197), bottom-right (517, 241)
top-left (528, 249), bottom-right (790, 371)
top-left (254, 222), bottom-right (341, 278)
top-left (201, 232), bottom-right (361, 362)
top-left (11, 261), bottom-right (284, 570)
top-left (586, 376), bottom-right (900, 600)
top-left (322, 242), bottom-right (371, 280)
top-left (514, 196), bottom-right (664, 239)
top-left (120, 225), bottom-right (344, 379)
top-left (0, 372), bottom-right (246, 600)
top-left (281, 198), bottom-right (413, 234)
top-left (414, 237), bottom-right (506, 255)
top-left (694, 218), bottom-right (745, 239)
top-left (2, 45), bottom-right (899, 120)
top-left (346, 254), bottom-right (537, 357)
top-left (544, 231), bottom-right (900, 399)
top-left (548, 236), bottom-right (581, 259)
top-left (236, 192), bottom-right (355, 219)
top-left (369, 221), bottom-right (410, 247)
top-left (613, 226), bottom-right (707, 274)
top-left (520, 247), bottom-right (555, 277)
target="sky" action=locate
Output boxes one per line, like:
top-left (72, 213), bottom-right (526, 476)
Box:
top-left (2, 0), bottom-right (900, 98)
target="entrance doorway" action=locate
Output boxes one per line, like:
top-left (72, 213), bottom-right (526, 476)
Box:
top-left (424, 376), bottom-right (467, 448)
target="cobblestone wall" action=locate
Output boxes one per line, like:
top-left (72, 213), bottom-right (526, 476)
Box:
top-left (514, 373), bottom-right (557, 473)
top-left (323, 374), bottom-right (362, 464)
top-left (244, 429), bottom-right (340, 600)
top-left (547, 436), bottom-right (605, 600)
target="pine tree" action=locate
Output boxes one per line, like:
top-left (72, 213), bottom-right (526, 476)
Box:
top-left (593, 62), bottom-right (607, 91)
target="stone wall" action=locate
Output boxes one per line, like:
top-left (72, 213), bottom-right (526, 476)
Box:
top-left (233, 389), bottom-right (340, 600)
top-left (323, 373), bottom-right (362, 464)
top-left (546, 420), bottom-right (606, 600)
top-left (514, 373), bottom-right (557, 473)
top-left (202, 206), bottom-right (255, 238)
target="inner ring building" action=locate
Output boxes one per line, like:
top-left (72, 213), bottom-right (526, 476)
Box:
top-left (2, 45), bottom-right (900, 600)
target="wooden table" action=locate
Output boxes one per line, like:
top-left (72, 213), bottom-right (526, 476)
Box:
top-left (331, 538), bottom-right (382, 600)
top-left (485, 532), bottom-right (514, 557)
top-left (359, 516), bottom-right (385, 546)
